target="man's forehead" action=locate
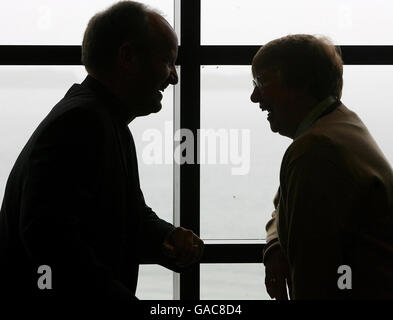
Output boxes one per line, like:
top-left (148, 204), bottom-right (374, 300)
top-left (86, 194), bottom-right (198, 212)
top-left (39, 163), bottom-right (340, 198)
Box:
top-left (148, 12), bottom-right (178, 46)
top-left (252, 65), bottom-right (278, 78)
top-left (252, 53), bottom-right (267, 76)
top-left (252, 55), bottom-right (281, 77)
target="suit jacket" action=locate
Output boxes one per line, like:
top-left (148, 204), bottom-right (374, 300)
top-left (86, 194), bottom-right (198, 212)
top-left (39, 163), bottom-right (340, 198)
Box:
top-left (0, 75), bottom-right (175, 301)
top-left (276, 103), bottom-right (393, 299)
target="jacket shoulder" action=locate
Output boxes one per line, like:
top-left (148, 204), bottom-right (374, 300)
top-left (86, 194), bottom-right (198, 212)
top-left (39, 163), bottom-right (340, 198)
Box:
top-left (283, 132), bottom-right (336, 167)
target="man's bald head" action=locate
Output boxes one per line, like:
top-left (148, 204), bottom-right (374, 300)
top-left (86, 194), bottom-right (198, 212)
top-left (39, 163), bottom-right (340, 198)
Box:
top-left (147, 11), bottom-right (178, 53)
top-left (81, 1), bottom-right (175, 76)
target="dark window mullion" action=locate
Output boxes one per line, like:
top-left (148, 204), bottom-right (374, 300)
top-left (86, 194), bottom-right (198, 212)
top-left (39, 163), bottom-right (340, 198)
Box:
top-left (0, 45), bottom-right (81, 65)
top-left (140, 243), bottom-right (265, 264)
top-left (2, 45), bottom-right (393, 65)
top-left (178, 0), bottom-right (201, 300)
top-left (198, 45), bottom-right (393, 65)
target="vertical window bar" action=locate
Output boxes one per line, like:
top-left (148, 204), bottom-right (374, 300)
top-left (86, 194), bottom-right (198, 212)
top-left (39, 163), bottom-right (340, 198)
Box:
top-left (173, 0), bottom-right (181, 300)
top-left (178, 0), bottom-right (201, 300)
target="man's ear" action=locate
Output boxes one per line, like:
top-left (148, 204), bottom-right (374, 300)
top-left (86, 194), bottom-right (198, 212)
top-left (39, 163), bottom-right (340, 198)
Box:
top-left (118, 41), bottom-right (140, 75)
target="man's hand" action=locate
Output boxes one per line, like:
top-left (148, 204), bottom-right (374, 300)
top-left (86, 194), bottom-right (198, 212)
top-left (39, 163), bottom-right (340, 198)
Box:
top-left (162, 227), bottom-right (204, 268)
top-left (265, 247), bottom-right (292, 300)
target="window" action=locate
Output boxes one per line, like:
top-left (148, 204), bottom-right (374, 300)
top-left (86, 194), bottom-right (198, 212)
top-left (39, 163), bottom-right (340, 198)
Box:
top-left (1, 0), bottom-right (393, 300)
top-left (131, 83), bottom-right (175, 225)
top-left (136, 265), bottom-right (173, 299)
top-left (0, 0), bottom-right (174, 44)
top-left (201, 264), bottom-right (268, 300)
top-left (199, 64), bottom-right (393, 242)
top-left (341, 65), bottom-right (393, 164)
top-left (0, 66), bottom-right (86, 199)
top-left (200, 66), bottom-right (290, 240)
top-left (201, 0), bottom-right (393, 45)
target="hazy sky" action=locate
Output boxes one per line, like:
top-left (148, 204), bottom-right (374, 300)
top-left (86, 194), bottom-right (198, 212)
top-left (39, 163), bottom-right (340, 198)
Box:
top-left (1, 1), bottom-right (393, 45)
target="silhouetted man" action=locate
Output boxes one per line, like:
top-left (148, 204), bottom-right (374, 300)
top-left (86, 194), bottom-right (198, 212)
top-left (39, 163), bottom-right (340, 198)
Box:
top-left (250, 34), bottom-right (393, 299)
top-left (0, 1), bottom-right (203, 302)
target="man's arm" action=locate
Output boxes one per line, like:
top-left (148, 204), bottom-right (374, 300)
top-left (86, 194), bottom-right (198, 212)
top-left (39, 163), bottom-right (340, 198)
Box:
top-left (20, 108), bottom-right (136, 300)
top-left (136, 196), bottom-right (177, 267)
top-left (137, 198), bottom-right (203, 271)
top-left (263, 189), bottom-right (281, 263)
top-left (263, 188), bottom-right (292, 300)
top-left (126, 127), bottom-right (203, 271)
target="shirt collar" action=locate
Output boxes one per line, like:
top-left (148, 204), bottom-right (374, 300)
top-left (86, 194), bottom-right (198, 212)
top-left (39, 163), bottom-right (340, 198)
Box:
top-left (294, 95), bottom-right (337, 139)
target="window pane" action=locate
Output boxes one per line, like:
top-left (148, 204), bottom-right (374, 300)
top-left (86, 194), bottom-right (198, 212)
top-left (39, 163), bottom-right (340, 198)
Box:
top-left (200, 66), bottom-right (290, 240)
top-left (0, 66), bottom-right (174, 297)
top-left (0, 0), bottom-right (173, 45)
top-left (0, 66), bottom-right (87, 195)
top-left (201, 264), bottom-right (270, 299)
top-left (341, 65), bottom-right (393, 166)
top-left (200, 65), bottom-right (393, 240)
top-left (130, 85), bottom-right (174, 224)
top-left (202, 0), bottom-right (393, 45)
top-left (136, 265), bottom-right (173, 299)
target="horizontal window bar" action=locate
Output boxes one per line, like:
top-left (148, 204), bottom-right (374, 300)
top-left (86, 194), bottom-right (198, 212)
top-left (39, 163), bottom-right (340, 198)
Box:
top-left (140, 243), bottom-right (265, 264)
top-left (0, 45), bottom-right (81, 65)
top-left (203, 239), bottom-right (266, 244)
top-left (199, 45), bottom-right (393, 65)
top-left (1, 45), bottom-right (393, 65)
top-left (201, 243), bottom-right (264, 263)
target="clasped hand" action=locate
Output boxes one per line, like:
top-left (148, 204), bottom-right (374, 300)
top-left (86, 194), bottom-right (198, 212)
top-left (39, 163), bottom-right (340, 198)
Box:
top-left (162, 227), bottom-right (204, 268)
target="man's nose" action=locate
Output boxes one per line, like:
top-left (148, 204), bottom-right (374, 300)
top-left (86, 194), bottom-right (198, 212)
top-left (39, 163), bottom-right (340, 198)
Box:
top-left (169, 66), bottom-right (178, 85)
top-left (250, 86), bottom-right (260, 103)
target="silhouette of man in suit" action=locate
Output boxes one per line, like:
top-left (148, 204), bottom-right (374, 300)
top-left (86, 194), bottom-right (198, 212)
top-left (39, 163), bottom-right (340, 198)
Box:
top-left (0, 1), bottom-right (203, 301)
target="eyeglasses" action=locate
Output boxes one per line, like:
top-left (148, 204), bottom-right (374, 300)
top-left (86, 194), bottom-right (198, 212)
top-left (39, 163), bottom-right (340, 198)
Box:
top-left (252, 75), bottom-right (272, 89)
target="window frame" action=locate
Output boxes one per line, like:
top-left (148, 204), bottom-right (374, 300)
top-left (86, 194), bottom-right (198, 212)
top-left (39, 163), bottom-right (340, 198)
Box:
top-left (1, 0), bottom-right (393, 300)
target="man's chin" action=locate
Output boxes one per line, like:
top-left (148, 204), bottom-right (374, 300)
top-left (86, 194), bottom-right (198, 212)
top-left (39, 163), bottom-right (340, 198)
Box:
top-left (151, 103), bottom-right (162, 113)
top-left (268, 120), bottom-right (279, 133)
top-left (135, 103), bottom-right (162, 117)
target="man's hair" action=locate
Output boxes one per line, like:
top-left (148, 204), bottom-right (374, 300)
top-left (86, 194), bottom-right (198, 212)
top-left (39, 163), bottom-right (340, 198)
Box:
top-left (253, 34), bottom-right (343, 100)
top-left (81, 1), bottom-right (157, 75)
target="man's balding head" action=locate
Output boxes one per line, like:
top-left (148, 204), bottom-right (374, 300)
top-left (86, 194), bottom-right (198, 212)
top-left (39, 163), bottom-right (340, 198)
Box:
top-left (81, 1), bottom-right (176, 77)
top-left (80, 1), bottom-right (178, 120)
top-left (252, 34), bottom-right (343, 100)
